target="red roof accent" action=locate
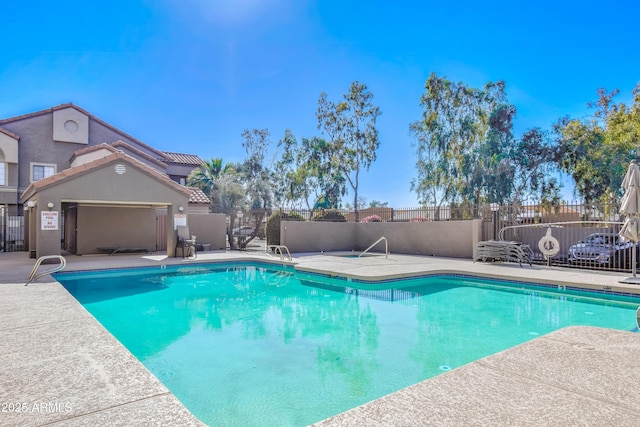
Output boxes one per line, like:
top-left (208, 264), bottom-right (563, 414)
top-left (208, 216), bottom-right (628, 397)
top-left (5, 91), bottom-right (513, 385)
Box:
top-left (188, 187), bottom-right (211, 204)
top-left (0, 126), bottom-right (20, 140)
top-left (163, 152), bottom-right (205, 165)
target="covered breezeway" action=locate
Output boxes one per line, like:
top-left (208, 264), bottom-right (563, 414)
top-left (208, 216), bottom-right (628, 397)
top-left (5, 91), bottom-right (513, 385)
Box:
top-left (21, 152), bottom-right (190, 258)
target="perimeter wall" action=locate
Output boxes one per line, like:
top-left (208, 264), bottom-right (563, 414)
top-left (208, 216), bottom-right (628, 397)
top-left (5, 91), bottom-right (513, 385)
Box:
top-left (280, 219), bottom-right (482, 258)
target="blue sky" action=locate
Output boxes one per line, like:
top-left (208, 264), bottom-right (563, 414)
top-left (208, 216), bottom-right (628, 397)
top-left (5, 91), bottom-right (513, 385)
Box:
top-left (1, 0), bottom-right (639, 207)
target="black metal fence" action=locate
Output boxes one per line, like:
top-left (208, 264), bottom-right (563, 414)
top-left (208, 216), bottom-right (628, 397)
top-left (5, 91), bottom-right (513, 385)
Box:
top-left (270, 201), bottom-right (635, 272)
top-left (0, 205), bottom-right (25, 252)
top-left (477, 201), bottom-right (629, 272)
top-left (275, 201), bottom-right (619, 225)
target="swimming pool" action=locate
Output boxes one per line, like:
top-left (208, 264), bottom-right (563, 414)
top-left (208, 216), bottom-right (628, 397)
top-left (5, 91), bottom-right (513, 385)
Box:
top-left (55, 262), bottom-right (639, 426)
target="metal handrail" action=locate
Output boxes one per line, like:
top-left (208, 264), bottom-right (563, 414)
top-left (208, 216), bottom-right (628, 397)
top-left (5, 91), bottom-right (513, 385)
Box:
top-left (359, 236), bottom-right (388, 258)
top-left (268, 245), bottom-right (292, 261)
top-left (497, 220), bottom-right (625, 241)
top-left (25, 255), bottom-right (67, 285)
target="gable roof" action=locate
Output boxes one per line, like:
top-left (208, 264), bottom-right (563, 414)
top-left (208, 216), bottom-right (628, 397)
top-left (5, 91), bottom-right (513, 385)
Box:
top-left (70, 141), bottom-right (167, 169)
top-left (22, 151), bottom-right (191, 202)
top-left (0, 126), bottom-right (20, 140)
top-left (163, 151), bottom-right (205, 165)
top-left (0, 103), bottom-right (169, 160)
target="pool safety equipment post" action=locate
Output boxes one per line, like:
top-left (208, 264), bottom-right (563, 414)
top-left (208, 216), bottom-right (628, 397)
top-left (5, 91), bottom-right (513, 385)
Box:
top-left (490, 203), bottom-right (500, 240)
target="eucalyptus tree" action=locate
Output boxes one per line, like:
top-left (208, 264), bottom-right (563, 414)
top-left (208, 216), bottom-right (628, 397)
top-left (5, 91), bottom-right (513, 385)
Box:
top-left (240, 128), bottom-right (275, 236)
top-left (554, 84), bottom-right (640, 204)
top-left (368, 200), bottom-right (388, 208)
top-left (317, 81), bottom-right (381, 219)
top-left (511, 128), bottom-right (562, 204)
top-left (275, 130), bottom-right (346, 210)
top-left (410, 74), bottom-right (509, 210)
top-left (411, 73), bottom-right (561, 214)
top-left (302, 135), bottom-right (346, 209)
top-left (213, 171), bottom-right (248, 248)
top-left (273, 129), bottom-right (315, 209)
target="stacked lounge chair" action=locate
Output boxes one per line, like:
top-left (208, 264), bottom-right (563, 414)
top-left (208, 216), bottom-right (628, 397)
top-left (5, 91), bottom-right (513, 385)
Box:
top-left (474, 240), bottom-right (533, 267)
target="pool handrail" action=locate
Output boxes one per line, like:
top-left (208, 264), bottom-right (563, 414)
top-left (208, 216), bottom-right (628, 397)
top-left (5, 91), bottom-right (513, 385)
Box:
top-left (268, 245), bottom-right (292, 261)
top-left (25, 255), bottom-right (67, 286)
top-left (359, 236), bottom-right (388, 258)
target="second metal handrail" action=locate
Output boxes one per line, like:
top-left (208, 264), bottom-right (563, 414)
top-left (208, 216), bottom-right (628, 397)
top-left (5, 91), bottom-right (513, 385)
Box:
top-left (268, 245), bottom-right (293, 261)
top-left (359, 236), bottom-right (388, 258)
top-left (25, 255), bottom-right (67, 285)
top-left (497, 220), bottom-right (624, 241)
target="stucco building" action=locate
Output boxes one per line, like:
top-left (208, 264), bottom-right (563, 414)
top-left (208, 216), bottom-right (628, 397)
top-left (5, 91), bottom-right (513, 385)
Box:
top-left (0, 103), bottom-right (224, 257)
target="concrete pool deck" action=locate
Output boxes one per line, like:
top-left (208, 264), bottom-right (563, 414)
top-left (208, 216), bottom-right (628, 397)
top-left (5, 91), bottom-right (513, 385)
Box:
top-left (1, 250), bottom-right (640, 426)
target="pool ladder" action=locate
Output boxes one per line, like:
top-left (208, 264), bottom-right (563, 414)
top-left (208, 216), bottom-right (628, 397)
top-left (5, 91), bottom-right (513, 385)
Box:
top-left (268, 245), bottom-right (292, 261)
top-left (25, 255), bottom-right (67, 286)
top-left (359, 236), bottom-right (389, 258)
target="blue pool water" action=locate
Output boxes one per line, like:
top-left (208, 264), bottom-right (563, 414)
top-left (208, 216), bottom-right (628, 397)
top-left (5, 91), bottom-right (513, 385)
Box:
top-left (55, 263), bottom-right (640, 426)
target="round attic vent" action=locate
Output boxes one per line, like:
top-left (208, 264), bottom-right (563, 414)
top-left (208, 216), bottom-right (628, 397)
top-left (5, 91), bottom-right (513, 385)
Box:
top-left (64, 120), bottom-right (79, 133)
top-left (114, 163), bottom-right (127, 175)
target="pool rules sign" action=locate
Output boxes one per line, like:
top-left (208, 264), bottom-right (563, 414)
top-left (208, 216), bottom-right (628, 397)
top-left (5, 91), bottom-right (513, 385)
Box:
top-left (41, 211), bottom-right (59, 230)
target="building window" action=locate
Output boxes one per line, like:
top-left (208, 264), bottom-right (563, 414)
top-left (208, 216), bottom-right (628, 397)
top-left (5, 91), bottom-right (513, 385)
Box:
top-left (0, 162), bottom-right (5, 186)
top-left (179, 177), bottom-right (186, 185)
top-left (31, 164), bottom-right (56, 182)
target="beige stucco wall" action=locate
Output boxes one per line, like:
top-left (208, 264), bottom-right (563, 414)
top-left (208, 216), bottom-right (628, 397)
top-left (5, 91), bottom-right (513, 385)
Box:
top-left (46, 161), bottom-right (187, 204)
top-left (187, 213), bottom-right (227, 250)
top-left (76, 206), bottom-right (156, 254)
top-left (71, 148), bottom-right (113, 167)
top-left (280, 222), bottom-right (358, 252)
top-left (53, 107), bottom-right (89, 144)
top-left (0, 132), bottom-right (19, 204)
top-left (23, 158), bottom-right (189, 258)
top-left (0, 132), bottom-right (19, 163)
top-left (281, 219), bottom-right (482, 258)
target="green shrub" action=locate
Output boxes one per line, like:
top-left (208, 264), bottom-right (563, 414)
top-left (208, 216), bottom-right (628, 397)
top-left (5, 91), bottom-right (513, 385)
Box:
top-left (311, 209), bottom-right (347, 222)
top-left (266, 210), bottom-right (304, 246)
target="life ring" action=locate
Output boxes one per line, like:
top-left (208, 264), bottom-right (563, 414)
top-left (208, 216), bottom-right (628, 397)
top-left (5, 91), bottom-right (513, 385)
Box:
top-left (538, 228), bottom-right (560, 257)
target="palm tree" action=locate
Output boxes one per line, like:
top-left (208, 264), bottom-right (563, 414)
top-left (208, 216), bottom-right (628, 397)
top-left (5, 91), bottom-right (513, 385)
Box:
top-left (188, 158), bottom-right (234, 212)
top-left (189, 159), bottom-right (251, 248)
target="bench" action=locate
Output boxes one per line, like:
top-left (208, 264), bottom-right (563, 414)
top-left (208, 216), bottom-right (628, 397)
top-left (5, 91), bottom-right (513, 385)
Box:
top-left (98, 247), bottom-right (152, 256)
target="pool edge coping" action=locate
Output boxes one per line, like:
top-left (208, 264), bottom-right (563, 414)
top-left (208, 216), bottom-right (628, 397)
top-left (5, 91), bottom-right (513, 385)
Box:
top-left (4, 251), bottom-right (640, 426)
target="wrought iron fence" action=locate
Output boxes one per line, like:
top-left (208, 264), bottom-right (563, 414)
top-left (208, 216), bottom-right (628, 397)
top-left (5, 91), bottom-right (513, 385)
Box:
top-left (0, 205), bottom-right (25, 252)
top-left (269, 200), bottom-right (634, 272)
top-left (274, 201), bottom-right (619, 224)
top-left (481, 201), bottom-right (630, 272)
top-left (276, 205), bottom-right (483, 223)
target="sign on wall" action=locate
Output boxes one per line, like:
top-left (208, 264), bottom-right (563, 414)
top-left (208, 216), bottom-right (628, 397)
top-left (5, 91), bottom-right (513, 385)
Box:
top-left (174, 214), bottom-right (187, 229)
top-left (41, 211), bottom-right (59, 230)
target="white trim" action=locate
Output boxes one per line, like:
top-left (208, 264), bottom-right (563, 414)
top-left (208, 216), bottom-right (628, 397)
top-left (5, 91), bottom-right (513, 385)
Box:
top-left (0, 162), bottom-right (5, 186)
top-left (30, 162), bottom-right (57, 183)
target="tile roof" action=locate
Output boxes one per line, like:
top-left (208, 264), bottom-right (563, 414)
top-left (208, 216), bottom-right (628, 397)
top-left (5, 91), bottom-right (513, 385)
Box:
top-left (21, 151), bottom-right (191, 202)
top-left (0, 126), bottom-right (20, 140)
top-left (188, 187), bottom-right (211, 204)
top-left (163, 152), bottom-right (205, 165)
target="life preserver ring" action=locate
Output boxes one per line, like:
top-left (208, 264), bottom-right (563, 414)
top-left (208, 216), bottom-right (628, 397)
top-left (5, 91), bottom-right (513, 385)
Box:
top-left (538, 228), bottom-right (560, 257)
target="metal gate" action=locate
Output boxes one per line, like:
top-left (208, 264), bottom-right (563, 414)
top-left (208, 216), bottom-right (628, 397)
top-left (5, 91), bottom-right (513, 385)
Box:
top-left (156, 211), bottom-right (167, 251)
top-left (1, 205), bottom-right (25, 252)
